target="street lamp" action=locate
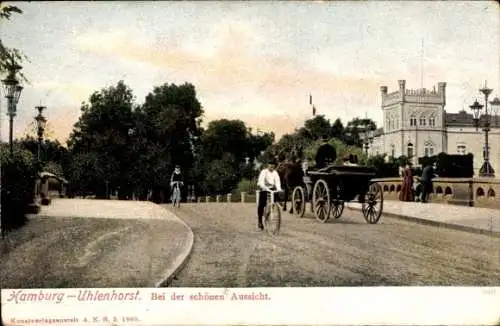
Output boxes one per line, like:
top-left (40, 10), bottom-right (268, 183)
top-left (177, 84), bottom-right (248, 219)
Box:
top-left (2, 64), bottom-right (23, 155)
top-left (469, 82), bottom-right (500, 178)
top-left (34, 105), bottom-right (47, 166)
top-left (359, 128), bottom-right (374, 156)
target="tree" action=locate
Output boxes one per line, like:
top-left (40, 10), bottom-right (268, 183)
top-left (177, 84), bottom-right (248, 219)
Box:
top-left (20, 137), bottom-right (69, 169)
top-left (1, 142), bottom-right (37, 232)
top-left (201, 119), bottom-right (249, 163)
top-left (343, 117), bottom-right (377, 147)
top-left (193, 119), bottom-right (273, 196)
top-left (136, 82), bottom-right (204, 201)
top-left (67, 80), bottom-right (136, 198)
top-left (246, 129), bottom-right (274, 162)
top-left (331, 118), bottom-right (344, 139)
top-left (204, 153), bottom-right (240, 195)
top-left (303, 115), bottom-right (332, 140)
top-left (303, 137), bottom-right (364, 165)
top-left (1, 4), bottom-right (30, 82)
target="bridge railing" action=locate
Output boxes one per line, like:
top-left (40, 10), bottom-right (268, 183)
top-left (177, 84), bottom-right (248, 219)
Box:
top-left (370, 177), bottom-right (500, 209)
top-left (187, 177), bottom-right (500, 209)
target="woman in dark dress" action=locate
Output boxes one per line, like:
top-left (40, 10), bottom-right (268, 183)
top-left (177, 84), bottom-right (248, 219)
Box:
top-left (399, 163), bottom-right (414, 202)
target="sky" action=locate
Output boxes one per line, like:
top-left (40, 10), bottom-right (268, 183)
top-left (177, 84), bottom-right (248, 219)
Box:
top-left (0, 1), bottom-right (498, 143)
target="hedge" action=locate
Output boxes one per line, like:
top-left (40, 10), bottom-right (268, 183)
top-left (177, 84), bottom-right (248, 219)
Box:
top-left (418, 152), bottom-right (474, 178)
top-left (1, 145), bottom-right (38, 233)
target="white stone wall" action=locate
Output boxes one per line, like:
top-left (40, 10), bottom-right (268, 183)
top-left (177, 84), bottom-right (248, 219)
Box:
top-left (446, 126), bottom-right (500, 175)
top-left (373, 80), bottom-right (500, 176)
top-left (373, 126), bottom-right (500, 175)
top-left (371, 136), bottom-right (384, 156)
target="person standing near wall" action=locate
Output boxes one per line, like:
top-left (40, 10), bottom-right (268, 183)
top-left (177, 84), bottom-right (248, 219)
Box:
top-left (420, 162), bottom-right (437, 203)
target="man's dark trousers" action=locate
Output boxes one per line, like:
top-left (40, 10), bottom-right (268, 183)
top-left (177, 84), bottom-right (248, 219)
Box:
top-left (257, 191), bottom-right (268, 228)
top-left (420, 181), bottom-right (433, 203)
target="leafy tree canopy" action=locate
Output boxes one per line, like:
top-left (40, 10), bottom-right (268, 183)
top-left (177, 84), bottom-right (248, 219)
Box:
top-left (0, 4), bottom-right (30, 82)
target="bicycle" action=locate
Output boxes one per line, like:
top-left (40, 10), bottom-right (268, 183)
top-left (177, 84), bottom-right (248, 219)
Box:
top-left (171, 181), bottom-right (183, 208)
top-left (259, 190), bottom-right (283, 236)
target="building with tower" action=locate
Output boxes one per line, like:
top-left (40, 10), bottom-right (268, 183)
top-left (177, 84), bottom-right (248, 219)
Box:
top-left (370, 80), bottom-right (500, 176)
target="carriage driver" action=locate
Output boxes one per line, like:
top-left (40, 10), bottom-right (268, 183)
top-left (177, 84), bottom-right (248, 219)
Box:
top-left (315, 136), bottom-right (337, 169)
top-left (256, 158), bottom-right (282, 230)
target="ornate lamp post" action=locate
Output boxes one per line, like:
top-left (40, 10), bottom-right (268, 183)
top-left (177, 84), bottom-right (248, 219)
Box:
top-left (469, 82), bottom-right (500, 178)
top-left (359, 128), bottom-right (374, 156)
top-left (34, 105), bottom-right (47, 166)
top-left (2, 64), bottom-right (23, 155)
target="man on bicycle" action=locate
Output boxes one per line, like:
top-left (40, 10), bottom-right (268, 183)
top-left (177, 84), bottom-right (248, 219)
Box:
top-left (256, 158), bottom-right (282, 230)
top-left (170, 165), bottom-right (184, 201)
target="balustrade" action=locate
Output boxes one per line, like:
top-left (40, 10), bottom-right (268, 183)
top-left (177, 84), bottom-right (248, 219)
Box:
top-left (185, 178), bottom-right (499, 209)
top-left (372, 177), bottom-right (499, 208)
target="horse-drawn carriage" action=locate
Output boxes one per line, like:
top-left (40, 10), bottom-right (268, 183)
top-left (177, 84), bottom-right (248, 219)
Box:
top-left (290, 164), bottom-right (384, 224)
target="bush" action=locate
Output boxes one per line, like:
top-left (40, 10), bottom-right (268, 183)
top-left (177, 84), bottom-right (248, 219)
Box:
top-left (418, 152), bottom-right (474, 178)
top-left (1, 144), bottom-right (38, 232)
top-left (303, 138), bottom-right (364, 165)
top-left (235, 178), bottom-right (258, 194)
top-left (364, 154), bottom-right (401, 178)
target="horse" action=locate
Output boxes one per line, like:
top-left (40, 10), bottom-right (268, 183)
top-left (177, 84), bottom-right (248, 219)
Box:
top-left (277, 160), bottom-right (305, 214)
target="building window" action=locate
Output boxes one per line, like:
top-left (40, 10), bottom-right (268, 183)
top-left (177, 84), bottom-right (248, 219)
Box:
top-left (457, 145), bottom-right (466, 155)
top-left (410, 116), bottom-right (417, 126)
top-left (386, 118), bottom-right (390, 131)
top-left (419, 117), bottom-right (426, 126)
top-left (395, 119), bottom-right (399, 129)
top-left (424, 142), bottom-right (434, 157)
top-left (407, 143), bottom-right (414, 159)
top-left (429, 116), bottom-right (436, 127)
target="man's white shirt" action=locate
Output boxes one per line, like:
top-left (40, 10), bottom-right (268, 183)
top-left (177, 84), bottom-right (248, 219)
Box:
top-left (257, 169), bottom-right (282, 192)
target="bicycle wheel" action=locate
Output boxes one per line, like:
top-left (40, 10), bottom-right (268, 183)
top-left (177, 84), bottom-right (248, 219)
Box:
top-left (264, 203), bottom-right (281, 236)
top-left (171, 187), bottom-right (178, 207)
top-left (175, 187), bottom-right (181, 207)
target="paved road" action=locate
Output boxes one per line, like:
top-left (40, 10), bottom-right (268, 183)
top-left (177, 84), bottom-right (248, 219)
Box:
top-left (165, 203), bottom-right (500, 287)
top-left (0, 216), bottom-right (187, 288)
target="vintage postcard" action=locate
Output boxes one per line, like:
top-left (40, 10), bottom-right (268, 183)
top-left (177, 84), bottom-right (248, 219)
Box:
top-left (1, 1), bottom-right (499, 325)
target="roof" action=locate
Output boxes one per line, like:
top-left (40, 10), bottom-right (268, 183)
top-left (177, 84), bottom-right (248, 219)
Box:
top-left (445, 110), bottom-right (500, 127)
top-left (39, 171), bottom-right (69, 184)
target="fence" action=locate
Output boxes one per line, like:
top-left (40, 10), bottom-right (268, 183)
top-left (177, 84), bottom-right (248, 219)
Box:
top-left (190, 191), bottom-right (258, 204)
top-left (186, 177), bottom-right (500, 210)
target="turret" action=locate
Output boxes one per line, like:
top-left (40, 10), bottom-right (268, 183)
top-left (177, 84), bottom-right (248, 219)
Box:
top-left (398, 80), bottom-right (406, 92)
top-left (438, 82), bottom-right (446, 106)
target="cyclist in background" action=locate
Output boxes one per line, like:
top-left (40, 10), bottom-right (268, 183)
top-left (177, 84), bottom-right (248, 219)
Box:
top-left (170, 165), bottom-right (184, 202)
top-left (256, 159), bottom-right (282, 231)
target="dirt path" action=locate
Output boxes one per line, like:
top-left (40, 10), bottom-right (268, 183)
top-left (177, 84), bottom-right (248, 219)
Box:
top-left (166, 203), bottom-right (500, 287)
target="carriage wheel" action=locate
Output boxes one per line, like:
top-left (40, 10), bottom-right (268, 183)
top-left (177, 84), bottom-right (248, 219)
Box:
top-left (292, 186), bottom-right (306, 218)
top-left (312, 179), bottom-right (330, 223)
top-left (330, 200), bottom-right (344, 219)
top-left (362, 182), bottom-right (384, 224)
